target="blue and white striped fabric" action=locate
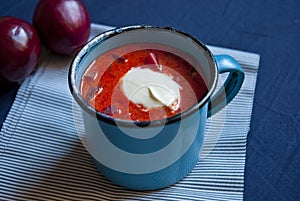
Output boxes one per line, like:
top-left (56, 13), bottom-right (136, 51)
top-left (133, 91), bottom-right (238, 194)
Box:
top-left (0, 24), bottom-right (260, 200)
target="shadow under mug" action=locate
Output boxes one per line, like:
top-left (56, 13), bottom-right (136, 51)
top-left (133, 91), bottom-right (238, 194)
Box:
top-left (68, 25), bottom-right (244, 190)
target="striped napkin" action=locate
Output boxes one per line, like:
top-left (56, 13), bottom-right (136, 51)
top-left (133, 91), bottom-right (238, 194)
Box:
top-left (0, 24), bottom-right (259, 201)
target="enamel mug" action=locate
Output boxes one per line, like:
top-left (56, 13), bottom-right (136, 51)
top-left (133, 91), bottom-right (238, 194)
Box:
top-left (68, 25), bottom-right (244, 190)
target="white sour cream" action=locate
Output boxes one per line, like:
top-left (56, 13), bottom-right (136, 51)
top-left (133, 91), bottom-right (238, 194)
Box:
top-left (121, 68), bottom-right (181, 111)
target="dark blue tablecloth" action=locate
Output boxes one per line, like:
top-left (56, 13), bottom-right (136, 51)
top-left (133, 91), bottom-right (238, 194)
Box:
top-left (1, 1), bottom-right (299, 200)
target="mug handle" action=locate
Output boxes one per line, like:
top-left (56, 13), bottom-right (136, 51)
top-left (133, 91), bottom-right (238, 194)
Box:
top-left (207, 54), bottom-right (245, 117)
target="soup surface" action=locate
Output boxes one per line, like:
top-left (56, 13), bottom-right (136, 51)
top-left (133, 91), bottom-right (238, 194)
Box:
top-left (80, 43), bottom-right (208, 121)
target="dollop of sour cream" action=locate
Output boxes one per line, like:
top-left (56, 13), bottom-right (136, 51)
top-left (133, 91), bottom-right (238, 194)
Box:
top-left (121, 68), bottom-right (181, 111)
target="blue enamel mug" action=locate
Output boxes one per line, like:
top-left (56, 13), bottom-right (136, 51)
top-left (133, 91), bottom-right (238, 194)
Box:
top-left (69, 25), bottom-right (244, 190)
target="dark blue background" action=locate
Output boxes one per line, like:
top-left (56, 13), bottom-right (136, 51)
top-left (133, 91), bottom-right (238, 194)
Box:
top-left (1, 1), bottom-right (299, 200)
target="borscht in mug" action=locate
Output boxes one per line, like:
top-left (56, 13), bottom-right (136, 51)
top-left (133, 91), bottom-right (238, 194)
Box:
top-left (80, 43), bottom-right (208, 122)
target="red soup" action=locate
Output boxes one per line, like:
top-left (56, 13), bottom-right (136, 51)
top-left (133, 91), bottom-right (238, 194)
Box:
top-left (80, 43), bottom-right (208, 121)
